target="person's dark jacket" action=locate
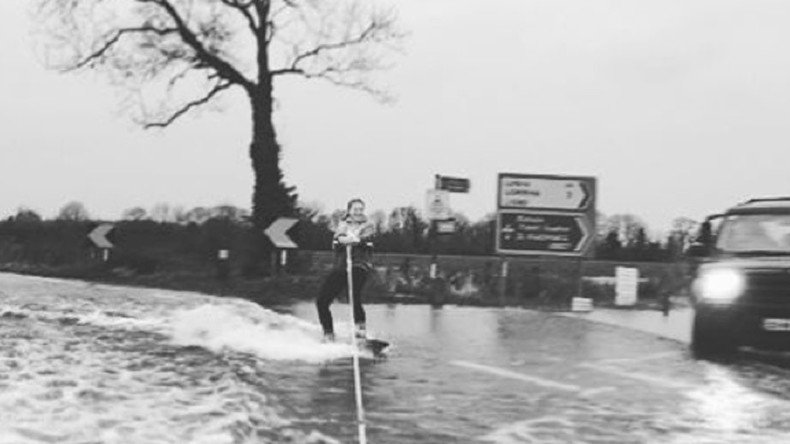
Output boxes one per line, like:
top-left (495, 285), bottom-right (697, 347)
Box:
top-left (332, 216), bottom-right (375, 271)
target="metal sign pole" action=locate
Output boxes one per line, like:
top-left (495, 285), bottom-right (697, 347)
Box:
top-left (575, 256), bottom-right (585, 307)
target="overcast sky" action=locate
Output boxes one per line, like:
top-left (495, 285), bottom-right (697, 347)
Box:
top-left (3, 0), bottom-right (790, 235)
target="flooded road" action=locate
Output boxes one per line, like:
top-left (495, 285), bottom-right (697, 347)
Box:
top-left (3, 272), bottom-right (790, 443)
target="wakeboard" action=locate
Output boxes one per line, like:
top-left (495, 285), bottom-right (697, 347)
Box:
top-left (358, 338), bottom-right (391, 357)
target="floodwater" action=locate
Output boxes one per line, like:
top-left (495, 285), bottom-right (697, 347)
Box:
top-left (3, 272), bottom-right (790, 443)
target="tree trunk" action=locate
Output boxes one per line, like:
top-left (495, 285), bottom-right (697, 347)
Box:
top-left (245, 88), bottom-right (295, 275)
top-left (245, 8), bottom-right (296, 275)
top-left (250, 91), bottom-right (290, 230)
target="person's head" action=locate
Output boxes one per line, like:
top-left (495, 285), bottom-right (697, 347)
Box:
top-left (346, 198), bottom-right (366, 220)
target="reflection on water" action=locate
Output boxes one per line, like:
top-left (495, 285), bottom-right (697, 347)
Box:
top-left (691, 365), bottom-right (768, 434)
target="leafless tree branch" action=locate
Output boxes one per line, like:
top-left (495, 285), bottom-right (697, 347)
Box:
top-left (143, 80), bottom-right (234, 128)
top-left (69, 26), bottom-right (178, 71)
top-left (219, 0), bottom-right (258, 34)
top-left (294, 65), bottom-right (392, 102)
top-left (269, 6), bottom-right (402, 83)
top-left (136, 0), bottom-right (253, 89)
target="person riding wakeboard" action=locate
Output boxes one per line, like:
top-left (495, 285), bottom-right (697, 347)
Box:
top-left (316, 198), bottom-right (375, 343)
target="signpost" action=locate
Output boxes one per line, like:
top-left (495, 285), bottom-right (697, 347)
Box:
top-left (495, 173), bottom-right (597, 307)
top-left (426, 175), bottom-right (471, 304)
top-left (88, 224), bottom-right (114, 262)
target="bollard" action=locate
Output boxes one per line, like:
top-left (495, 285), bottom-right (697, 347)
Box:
top-left (498, 257), bottom-right (509, 306)
top-left (661, 291), bottom-right (671, 317)
top-left (217, 249), bottom-right (230, 282)
top-left (280, 250), bottom-right (288, 272)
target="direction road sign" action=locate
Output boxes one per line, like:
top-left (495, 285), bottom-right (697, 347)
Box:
top-left (88, 224), bottom-right (114, 249)
top-left (264, 218), bottom-right (299, 249)
top-left (498, 174), bottom-right (594, 211)
top-left (496, 211), bottom-right (593, 256)
top-left (435, 175), bottom-right (470, 193)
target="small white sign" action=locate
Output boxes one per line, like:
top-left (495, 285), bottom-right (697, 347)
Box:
top-left (425, 189), bottom-right (451, 220)
top-left (615, 267), bottom-right (639, 306)
top-left (572, 297), bottom-right (593, 312)
top-left (435, 219), bottom-right (456, 234)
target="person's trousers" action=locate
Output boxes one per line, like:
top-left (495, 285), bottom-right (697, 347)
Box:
top-left (316, 266), bottom-right (369, 335)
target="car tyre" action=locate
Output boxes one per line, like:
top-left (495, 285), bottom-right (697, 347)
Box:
top-left (691, 310), bottom-right (737, 358)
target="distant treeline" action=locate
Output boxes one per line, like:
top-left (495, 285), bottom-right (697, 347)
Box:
top-left (1, 202), bottom-right (698, 276)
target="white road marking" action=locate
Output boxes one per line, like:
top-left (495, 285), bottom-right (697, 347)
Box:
top-left (748, 361), bottom-right (790, 378)
top-left (578, 387), bottom-right (617, 397)
top-left (579, 363), bottom-right (694, 391)
top-left (592, 352), bottom-right (678, 366)
top-left (450, 360), bottom-right (581, 392)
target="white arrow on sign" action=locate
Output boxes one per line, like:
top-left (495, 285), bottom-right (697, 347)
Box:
top-left (264, 218), bottom-right (299, 249)
top-left (500, 177), bottom-right (590, 210)
top-left (88, 224), bottom-right (114, 249)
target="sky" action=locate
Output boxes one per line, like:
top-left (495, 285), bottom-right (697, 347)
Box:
top-left (3, 0), bottom-right (790, 236)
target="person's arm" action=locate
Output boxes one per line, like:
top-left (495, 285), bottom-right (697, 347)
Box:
top-left (358, 222), bottom-right (375, 241)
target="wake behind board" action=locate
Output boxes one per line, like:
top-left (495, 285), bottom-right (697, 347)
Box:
top-left (357, 338), bottom-right (390, 357)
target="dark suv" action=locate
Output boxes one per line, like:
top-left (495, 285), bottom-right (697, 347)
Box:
top-left (688, 197), bottom-right (790, 356)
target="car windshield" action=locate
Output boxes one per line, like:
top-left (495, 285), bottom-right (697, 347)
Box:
top-left (716, 214), bottom-right (790, 254)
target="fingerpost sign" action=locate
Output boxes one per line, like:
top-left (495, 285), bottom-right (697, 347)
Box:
top-left (496, 173), bottom-right (597, 257)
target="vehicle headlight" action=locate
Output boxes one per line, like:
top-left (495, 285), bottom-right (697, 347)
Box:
top-left (695, 268), bottom-right (745, 302)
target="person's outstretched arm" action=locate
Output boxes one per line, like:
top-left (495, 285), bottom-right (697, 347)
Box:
top-left (357, 222), bottom-right (375, 243)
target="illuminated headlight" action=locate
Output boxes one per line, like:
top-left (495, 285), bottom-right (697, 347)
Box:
top-left (695, 269), bottom-right (745, 302)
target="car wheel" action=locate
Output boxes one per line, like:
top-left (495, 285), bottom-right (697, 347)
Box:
top-left (691, 311), bottom-right (737, 358)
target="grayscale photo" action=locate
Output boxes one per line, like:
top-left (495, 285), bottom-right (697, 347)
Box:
top-left (3, 0), bottom-right (790, 443)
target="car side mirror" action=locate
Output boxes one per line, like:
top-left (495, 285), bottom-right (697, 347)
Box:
top-left (685, 242), bottom-right (708, 258)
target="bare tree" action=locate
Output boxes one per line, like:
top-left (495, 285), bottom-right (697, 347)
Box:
top-left (296, 200), bottom-right (324, 223)
top-left (34, 0), bottom-right (403, 233)
top-left (172, 205), bottom-right (188, 224)
top-left (369, 209), bottom-right (387, 233)
top-left (14, 207), bottom-right (43, 223)
top-left (669, 216), bottom-right (698, 252)
top-left (122, 206), bottom-right (149, 221)
top-left (604, 214), bottom-right (648, 245)
top-left (150, 202), bottom-right (174, 222)
top-left (58, 201), bottom-right (91, 221)
top-left (211, 204), bottom-right (249, 222)
top-left (185, 206), bottom-right (212, 224)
